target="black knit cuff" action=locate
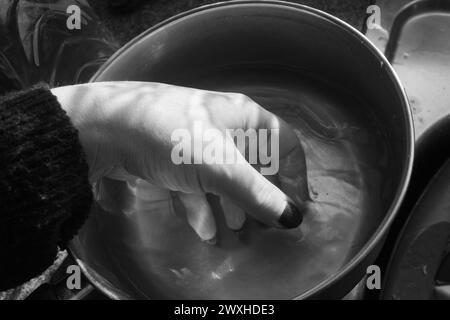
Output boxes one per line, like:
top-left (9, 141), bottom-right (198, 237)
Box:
top-left (0, 84), bottom-right (92, 291)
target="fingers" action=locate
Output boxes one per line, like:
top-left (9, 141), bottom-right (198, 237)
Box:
top-left (219, 176), bottom-right (280, 231)
top-left (176, 193), bottom-right (217, 243)
top-left (203, 96), bottom-right (310, 228)
top-left (123, 179), bottom-right (219, 244)
top-left (101, 175), bottom-right (219, 244)
top-left (200, 145), bottom-right (303, 229)
top-left (241, 98), bottom-right (311, 205)
top-left (220, 196), bottom-right (246, 231)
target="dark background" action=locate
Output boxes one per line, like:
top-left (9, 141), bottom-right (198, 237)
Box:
top-left (89, 0), bottom-right (373, 46)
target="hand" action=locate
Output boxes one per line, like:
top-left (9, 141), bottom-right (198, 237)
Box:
top-left (52, 81), bottom-right (311, 242)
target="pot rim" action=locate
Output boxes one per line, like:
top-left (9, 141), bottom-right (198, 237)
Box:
top-left (75, 0), bottom-right (414, 300)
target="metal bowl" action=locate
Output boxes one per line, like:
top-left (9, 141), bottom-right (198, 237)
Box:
top-left (70, 1), bottom-right (414, 299)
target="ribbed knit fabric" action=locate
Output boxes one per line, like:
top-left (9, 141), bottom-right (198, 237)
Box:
top-left (0, 84), bottom-right (92, 291)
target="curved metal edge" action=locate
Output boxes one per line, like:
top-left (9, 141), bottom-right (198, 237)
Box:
top-left (71, 257), bottom-right (129, 300)
top-left (75, 0), bottom-right (415, 300)
top-left (384, 0), bottom-right (450, 62)
top-left (380, 158), bottom-right (450, 299)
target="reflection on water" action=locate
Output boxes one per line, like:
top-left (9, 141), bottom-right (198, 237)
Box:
top-left (87, 70), bottom-right (389, 299)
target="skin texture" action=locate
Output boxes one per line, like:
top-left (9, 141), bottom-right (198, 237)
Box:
top-left (52, 81), bottom-right (310, 241)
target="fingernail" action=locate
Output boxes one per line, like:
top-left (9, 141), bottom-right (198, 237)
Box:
top-left (279, 200), bottom-right (303, 228)
top-left (203, 237), bottom-right (217, 245)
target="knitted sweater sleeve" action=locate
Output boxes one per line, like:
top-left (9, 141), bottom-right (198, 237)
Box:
top-left (0, 84), bottom-right (93, 291)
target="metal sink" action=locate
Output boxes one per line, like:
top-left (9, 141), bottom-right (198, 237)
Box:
top-left (366, 0), bottom-right (450, 300)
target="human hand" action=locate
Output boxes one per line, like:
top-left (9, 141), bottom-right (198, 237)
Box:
top-left (52, 81), bottom-right (311, 242)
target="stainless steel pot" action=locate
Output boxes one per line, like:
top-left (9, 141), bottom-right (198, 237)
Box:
top-left (70, 1), bottom-right (414, 299)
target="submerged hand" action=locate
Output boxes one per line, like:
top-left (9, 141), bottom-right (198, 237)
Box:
top-left (52, 81), bottom-right (311, 242)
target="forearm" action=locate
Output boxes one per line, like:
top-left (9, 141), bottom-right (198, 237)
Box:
top-left (0, 84), bottom-right (92, 291)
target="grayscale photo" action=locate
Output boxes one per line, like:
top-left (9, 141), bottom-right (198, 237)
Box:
top-left (0, 0), bottom-right (448, 310)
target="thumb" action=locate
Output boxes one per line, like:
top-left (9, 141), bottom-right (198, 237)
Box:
top-left (199, 142), bottom-right (304, 229)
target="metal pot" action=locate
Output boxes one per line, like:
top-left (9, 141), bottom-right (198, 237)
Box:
top-left (70, 1), bottom-right (414, 299)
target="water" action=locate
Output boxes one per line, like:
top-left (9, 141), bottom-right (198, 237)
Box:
top-left (85, 67), bottom-right (391, 299)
